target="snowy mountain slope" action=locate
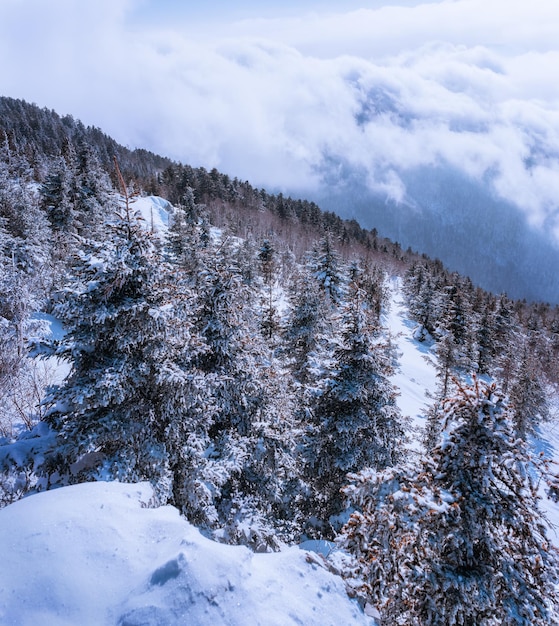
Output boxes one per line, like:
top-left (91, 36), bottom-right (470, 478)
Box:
top-left (386, 278), bottom-right (438, 447)
top-left (0, 481), bottom-right (373, 626)
top-left (313, 163), bottom-right (559, 304)
top-left (387, 280), bottom-right (559, 555)
top-left (0, 279), bottom-right (440, 626)
top-left (534, 416), bottom-right (559, 546)
top-left (2, 199), bottom-right (558, 624)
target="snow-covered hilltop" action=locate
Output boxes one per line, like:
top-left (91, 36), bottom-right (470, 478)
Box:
top-left (0, 481), bottom-right (373, 626)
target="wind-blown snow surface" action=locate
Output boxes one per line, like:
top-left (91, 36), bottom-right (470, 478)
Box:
top-left (0, 481), bottom-right (372, 626)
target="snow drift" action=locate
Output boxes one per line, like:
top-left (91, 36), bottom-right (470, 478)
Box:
top-left (0, 481), bottom-right (373, 626)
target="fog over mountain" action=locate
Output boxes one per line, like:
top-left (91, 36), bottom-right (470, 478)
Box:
top-left (311, 162), bottom-right (559, 303)
top-left (1, 0), bottom-right (558, 301)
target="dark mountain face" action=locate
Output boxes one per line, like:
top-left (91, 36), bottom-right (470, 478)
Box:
top-left (308, 164), bottom-right (559, 303)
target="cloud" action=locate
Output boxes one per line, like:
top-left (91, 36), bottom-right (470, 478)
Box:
top-left (219, 0), bottom-right (559, 59)
top-left (1, 0), bottom-right (559, 239)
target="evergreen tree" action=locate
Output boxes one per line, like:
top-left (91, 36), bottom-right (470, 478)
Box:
top-left (40, 204), bottom-right (182, 497)
top-left (282, 266), bottom-right (329, 385)
top-left (258, 239), bottom-right (278, 340)
top-left (192, 239), bottom-right (296, 548)
top-left (0, 154), bottom-right (50, 273)
top-left (40, 156), bottom-right (76, 233)
top-left (359, 262), bottom-right (388, 325)
top-left (433, 284), bottom-right (472, 397)
top-left (165, 189), bottom-right (206, 278)
top-left (73, 140), bottom-right (114, 237)
top-left (0, 222), bottom-right (30, 434)
top-left (474, 300), bottom-right (496, 375)
top-left (422, 394), bottom-right (445, 452)
top-left (508, 340), bottom-right (549, 440)
top-left (339, 378), bottom-right (559, 625)
top-left (307, 233), bottom-right (345, 306)
top-left (493, 294), bottom-right (516, 393)
top-left (404, 265), bottom-right (442, 341)
top-left (302, 268), bottom-right (403, 535)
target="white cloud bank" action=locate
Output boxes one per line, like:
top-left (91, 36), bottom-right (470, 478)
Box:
top-left (1, 0), bottom-right (559, 236)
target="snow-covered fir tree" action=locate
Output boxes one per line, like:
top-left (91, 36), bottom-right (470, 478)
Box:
top-left (165, 187), bottom-right (207, 276)
top-left (40, 201), bottom-right (183, 497)
top-left (508, 338), bottom-right (550, 440)
top-left (339, 377), bottom-right (559, 625)
top-left (40, 156), bottom-right (76, 234)
top-left (0, 221), bottom-right (32, 435)
top-left (301, 265), bottom-right (403, 536)
top-left (402, 261), bottom-right (441, 341)
top-left (282, 264), bottom-right (329, 386)
top-left (258, 238), bottom-right (279, 340)
top-left (190, 237), bottom-right (298, 548)
top-left (307, 233), bottom-right (345, 306)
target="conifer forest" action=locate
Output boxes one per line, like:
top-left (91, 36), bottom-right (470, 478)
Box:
top-left (1, 96), bottom-right (559, 624)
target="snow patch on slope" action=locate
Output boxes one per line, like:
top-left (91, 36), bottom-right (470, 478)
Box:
top-left (386, 278), bottom-right (438, 445)
top-left (130, 195), bottom-right (172, 233)
top-left (386, 279), bottom-right (559, 548)
top-left (534, 415), bottom-right (559, 545)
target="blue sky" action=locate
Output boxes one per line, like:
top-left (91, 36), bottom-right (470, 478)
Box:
top-left (1, 0), bottom-right (558, 240)
top-left (130, 0), bottom-right (427, 25)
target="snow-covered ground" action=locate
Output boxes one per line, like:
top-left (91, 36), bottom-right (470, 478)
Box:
top-left (386, 278), bottom-right (438, 447)
top-left (130, 195), bottom-right (172, 233)
top-left (0, 481), bottom-right (373, 626)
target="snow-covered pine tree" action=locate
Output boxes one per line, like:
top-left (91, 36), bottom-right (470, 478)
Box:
top-left (493, 294), bottom-right (516, 393)
top-left (474, 298), bottom-right (497, 375)
top-left (40, 156), bottom-right (76, 233)
top-left (402, 261), bottom-right (441, 341)
top-left (191, 237), bottom-right (298, 548)
top-left (302, 265), bottom-right (403, 536)
top-left (0, 140), bottom-right (53, 443)
top-left (358, 262), bottom-right (388, 325)
top-left (72, 140), bottom-right (115, 238)
top-left (339, 377), bottom-right (559, 625)
top-left (250, 361), bottom-right (303, 543)
top-left (433, 284), bottom-right (472, 398)
top-left (0, 221), bottom-right (29, 434)
top-left (508, 339), bottom-right (550, 440)
top-left (307, 233), bottom-right (345, 306)
top-left (422, 394), bottom-right (446, 452)
top-left (40, 199), bottom-right (184, 498)
top-left (156, 226), bottom-right (216, 526)
top-left (0, 150), bottom-right (50, 275)
top-left (281, 265), bottom-right (329, 386)
top-left (258, 238), bottom-right (278, 340)
top-left (165, 188), bottom-right (206, 278)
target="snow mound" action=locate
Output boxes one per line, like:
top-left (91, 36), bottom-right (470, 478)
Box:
top-left (0, 482), bottom-right (373, 626)
top-left (130, 195), bottom-right (172, 233)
